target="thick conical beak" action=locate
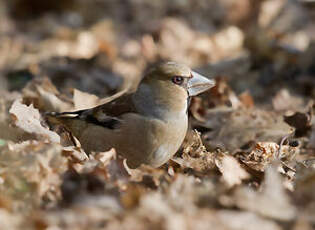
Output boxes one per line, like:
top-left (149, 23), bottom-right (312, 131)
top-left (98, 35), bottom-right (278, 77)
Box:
top-left (187, 71), bottom-right (215, 96)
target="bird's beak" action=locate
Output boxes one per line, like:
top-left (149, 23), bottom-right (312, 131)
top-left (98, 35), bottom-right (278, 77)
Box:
top-left (187, 71), bottom-right (215, 96)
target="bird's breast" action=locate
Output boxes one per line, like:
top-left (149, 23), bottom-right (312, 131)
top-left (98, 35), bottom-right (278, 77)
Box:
top-left (117, 113), bottom-right (188, 168)
top-left (147, 115), bottom-right (188, 167)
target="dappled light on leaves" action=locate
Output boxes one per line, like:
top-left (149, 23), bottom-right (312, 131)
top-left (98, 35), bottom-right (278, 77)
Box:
top-left (0, 0), bottom-right (314, 229)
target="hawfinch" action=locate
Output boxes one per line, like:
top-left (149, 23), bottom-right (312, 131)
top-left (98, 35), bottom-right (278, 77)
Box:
top-left (47, 62), bottom-right (215, 168)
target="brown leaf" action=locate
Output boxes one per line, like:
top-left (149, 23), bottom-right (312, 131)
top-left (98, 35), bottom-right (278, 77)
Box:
top-left (284, 111), bottom-right (312, 137)
top-left (62, 146), bottom-right (89, 164)
top-left (272, 89), bottom-right (304, 111)
top-left (215, 153), bottom-right (250, 187)
top-left (235, 164), bottom-right (296, 221)
top-left (173, 130), bottom-right (215, 172)
top-left (22, 77), bottom-right (71, 112)
top-left (73, 89), bottom-right (100, 110)
top-left (0, 140), bottom-right (67, 206)
top-left (9, 100), bottom-right (60, 142)
top-left (239, 91), bottom-right (254, 108)
top-left (240, 141), bottom-right (299, 173)
top-left (203, 108), bottom-right (294, 152)
top-left (189, 97), bottom-right (207, 122)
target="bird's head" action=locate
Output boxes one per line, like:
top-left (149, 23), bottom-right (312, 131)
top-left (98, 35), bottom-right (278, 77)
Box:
top-left (134, 62), bottom-right (215, 117)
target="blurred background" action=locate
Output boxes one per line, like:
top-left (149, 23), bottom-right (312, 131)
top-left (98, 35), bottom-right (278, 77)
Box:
top-left (1, 2), bottom-right (315, 229)
top-left (0, 0), bottom-right (314, 103)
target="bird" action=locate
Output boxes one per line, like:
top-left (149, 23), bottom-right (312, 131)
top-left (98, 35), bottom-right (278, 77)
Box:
top-left (47, 62), bottom-right (215, 168)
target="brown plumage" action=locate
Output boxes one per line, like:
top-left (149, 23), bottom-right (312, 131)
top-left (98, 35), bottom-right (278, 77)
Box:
top-left (47, 62), bottom-right (215, 168)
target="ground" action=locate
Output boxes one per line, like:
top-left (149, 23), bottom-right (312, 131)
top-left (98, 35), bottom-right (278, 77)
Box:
top-left (0, 1), bottom-right (315, 229)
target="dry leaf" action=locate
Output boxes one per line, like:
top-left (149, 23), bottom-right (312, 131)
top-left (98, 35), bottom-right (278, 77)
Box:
top-left (284, 111), bottom-right (312, 137)
top-left (62, 146), bottom-right (89, 163)
top-left (0, 1), bottom-right (314, 228)
top-left (238, 91), bottom-right (254, 108)
top-left (22, 77), bottom-right (71, 112)
top-left (173, 130), bottom-right (215, 172)
top-left (235, 164), bottom-right (296, 221)
top-left (215, 153), bottom-right (250, 187)
top-left (203, 108), bottom-right (294, 152)
top-left (272, 89), bottom-right (304, 111)
top-left (73, 89), bottom-right (100, 110)
top-left (0, 140), bottom-right (67, 206)
top-left (9, 100), bottom-right (60, 143)
top-left (0, 209), bottom-right (23, 230)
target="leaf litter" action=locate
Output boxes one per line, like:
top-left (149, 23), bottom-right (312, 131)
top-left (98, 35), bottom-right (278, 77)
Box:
top-left (0, 0), bottom-right (315, 229)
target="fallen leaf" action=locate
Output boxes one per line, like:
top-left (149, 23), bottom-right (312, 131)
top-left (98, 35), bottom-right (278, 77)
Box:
top-left (9, 100), bottom-right (60, 143)
top-left (22, 77), bottom-right (71, 112)
top-left (173, 130), bottom-right (215, 172)
top-left (284, 111), bottom-right (312, 137)
top-left (73, 89), bottom-right (100, 110)
top-left (272, 89), bottom-right (304, 111)
top-left (0, 209), bottom-right (23, 230)
top-left (235, 164), bottom-right (296, 221)
top-left (62, 146), bottom-right (89, 163)
top-left (0, 140), bottom-right (67, 206)
top-left (238, 91), bottom-right (254, 108)
top-left (215, 153), bottom-right (250, 187)
top-left (203, 108), bottom-right (294, 152)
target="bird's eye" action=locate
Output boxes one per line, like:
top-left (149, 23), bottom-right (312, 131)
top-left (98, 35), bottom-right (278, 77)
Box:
top-left (172, 76), bottom-right (184, 85)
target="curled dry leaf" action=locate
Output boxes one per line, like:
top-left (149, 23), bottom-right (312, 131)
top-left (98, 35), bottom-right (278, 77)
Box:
top-left (73, 149), bottom-right (130, 190)
top-left (239, 141), bottom-right (299, 176)
top-left (124, 162), bottom-right (167, 188)
top-left (0, 91), bottom-right (28, 142)
top-left (215, 153), bottom-right (250, 187)
top-left (245, 142), bottom-right (283, 171)
top-left (22, 77), bottom-right (72, 112)
top-left (284, 111), bottom-right (312, 137)
top-left (73, 89), bottom-right (100, 110)
top-left (73, 148), bottom-right (117, 174)
top-left (189, 97), bottom-right (207, 122)
top-left (9, 100), bottom-right (60, 143)
top-left (207, 77), bottom-right (242, 109)
top-left (173, 130), bottom-right (216, 172)
top-left (62, 146), bottom-right (89, 164)
top-left (95, 149), bottom-right (129, 186)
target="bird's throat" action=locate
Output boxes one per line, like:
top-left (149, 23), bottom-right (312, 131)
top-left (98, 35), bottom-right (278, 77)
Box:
top-left (133, 82), bottom-right (188, 120)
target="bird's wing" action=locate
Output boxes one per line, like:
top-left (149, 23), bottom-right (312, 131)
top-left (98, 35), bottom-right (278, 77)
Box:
top-left (47, 93), bottom-right (136, 130)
